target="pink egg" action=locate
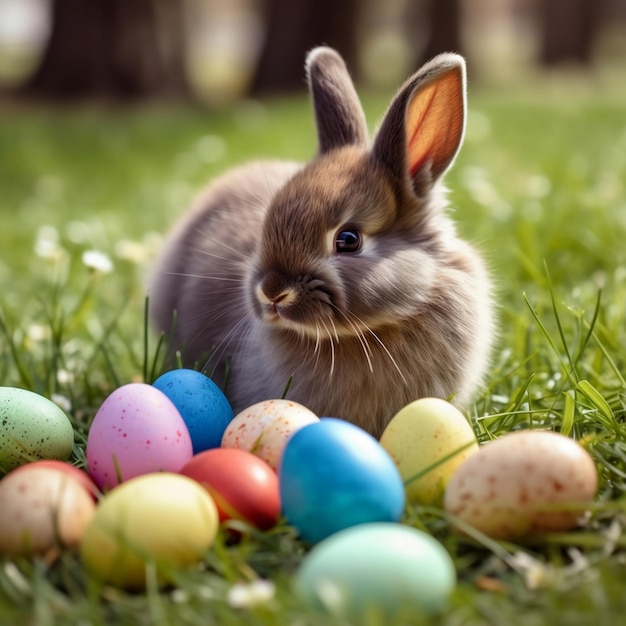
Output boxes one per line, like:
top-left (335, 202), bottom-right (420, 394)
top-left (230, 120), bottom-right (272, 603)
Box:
top-left (86, 383), bottom-right (193, 490)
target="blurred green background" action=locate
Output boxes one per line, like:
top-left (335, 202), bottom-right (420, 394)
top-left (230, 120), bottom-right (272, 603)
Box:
top-left (0, 0), bottom-right (625, 391)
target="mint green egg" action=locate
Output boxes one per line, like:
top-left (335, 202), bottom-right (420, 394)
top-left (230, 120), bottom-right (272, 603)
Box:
top-left (295, 523), bottom-right (455, 618)
top-left (0, 387), bottom-right (74, 473)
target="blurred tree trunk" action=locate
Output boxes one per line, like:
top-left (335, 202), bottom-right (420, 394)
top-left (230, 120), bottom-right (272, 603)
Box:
top-left (249, 0), bottom-right (361, 95)
top-left (418, 0), bottom-right (463, 65)
top-left (539, 0), bottom-right (604, 65)
top-left (20, 0), bottom-right (190, 100)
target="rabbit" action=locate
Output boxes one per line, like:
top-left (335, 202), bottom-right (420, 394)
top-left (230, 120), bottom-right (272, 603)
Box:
top-left (148, 46), bottom-right (494, 438)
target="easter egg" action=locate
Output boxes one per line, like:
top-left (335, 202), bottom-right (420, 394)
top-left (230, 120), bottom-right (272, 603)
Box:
top-left (81, 473), bottom-right (219, 589)
top-left (444, 430), bottom-right (598, 540)
top-left (380, 398), bottom-right (478, 505)
top-left (153, 369), bottom-right (233, 453)
top-left (0, 465), bottom-right (96, 556)
top-left (280, 418), bottom-right (405, 543)
top-left (295, 523), bottom-right (455, 618)
top-left (222, 399), bottom-right (318, 470)
top-left (86, 383), bottom-right (193, 490)
top-left (0, 387), bottom-right (74, 474)
top-left (180, 448), bottom-right (280, 530)
top-left (11, 460), bottom-right (99, 500)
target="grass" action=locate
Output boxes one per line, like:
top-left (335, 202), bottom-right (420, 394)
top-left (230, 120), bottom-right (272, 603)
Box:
top-left (1, 76), bottom-right (626, 624)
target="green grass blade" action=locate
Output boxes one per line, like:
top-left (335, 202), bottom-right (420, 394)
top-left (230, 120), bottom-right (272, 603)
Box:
top-left (561, 390), bottom-right (576, 437)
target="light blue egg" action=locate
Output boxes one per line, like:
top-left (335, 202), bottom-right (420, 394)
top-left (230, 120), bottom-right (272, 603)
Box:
top-left (153, 369), bottom-right (233, 453)
top-left (295, 523), bottom-right (456, 617)
top-left (279, 418), bottom-right (405, 543)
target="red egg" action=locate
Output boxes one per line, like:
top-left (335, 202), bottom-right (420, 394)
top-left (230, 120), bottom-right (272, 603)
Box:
top-left (180, 448), bottom-right (280, 530)
top-left (10, 460), bottom-right (100, 500)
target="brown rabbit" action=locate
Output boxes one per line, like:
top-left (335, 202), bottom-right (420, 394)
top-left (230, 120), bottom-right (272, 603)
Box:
top-left (149, 47), bottom-right (494, 437)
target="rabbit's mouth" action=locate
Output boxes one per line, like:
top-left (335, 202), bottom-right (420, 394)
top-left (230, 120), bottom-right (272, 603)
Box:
top-left (253, 273), bottom-right (344, 338)
top-left (255, 284), bottom-right (325, 331)
top-left (255, 284), bottom-right (297, 320)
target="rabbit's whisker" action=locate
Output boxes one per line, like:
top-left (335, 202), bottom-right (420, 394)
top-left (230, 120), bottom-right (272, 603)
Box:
top-left (198, 229), bottom-right (252, 262)
top-left (166, 272), bottom-right (243, 283)
top-left (336, 309), bottom-right (374, 374)
top-left (328, 316), bottom-right (340, 344)
top-left (189, 246), bottom-right (248, 266)
top-left (318, 317), bottom-right (336, 377)
top-left (367, 330), bottom-right (408, 386)
top-left (344, 309), bottom-right (408, 386)
top-left (313, 323), bottom-right (322, 356)
top-left (201, 314), bottom-right (251, 373)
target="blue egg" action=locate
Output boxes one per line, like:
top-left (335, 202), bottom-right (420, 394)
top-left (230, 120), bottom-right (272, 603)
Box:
top-left (279, 418), bottom-right (405, 543)
top-left (153, 369), bottom-right (233, 453)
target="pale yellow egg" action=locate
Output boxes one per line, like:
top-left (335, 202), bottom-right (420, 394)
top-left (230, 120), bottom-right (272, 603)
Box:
top-left (81, 473), bottom-right (218, 589)
top-left (380, 398), bottom-right (478, 505)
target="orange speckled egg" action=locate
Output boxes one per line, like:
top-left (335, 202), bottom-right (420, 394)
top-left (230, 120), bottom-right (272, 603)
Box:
top-left (444, 430), bottom-right (598, 540)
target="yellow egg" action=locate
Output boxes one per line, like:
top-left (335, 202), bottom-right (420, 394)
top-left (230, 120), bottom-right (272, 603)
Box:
top-left (0, 466), bottom-right (96, 557)
top-left (379, 398), bottom-right (478, 505)
top-left (81, 473), bottom-right (218, 589)
top-left (221, 399), bottom-right (318, 470)
top-left (444, 430), bottom-right (598, 540)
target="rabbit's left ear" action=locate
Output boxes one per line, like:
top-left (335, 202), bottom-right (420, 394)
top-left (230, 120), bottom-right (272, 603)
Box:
top-left (372, 54), bottom-right (466, 195)
top-left (306, 47), bottom-right (369, 154)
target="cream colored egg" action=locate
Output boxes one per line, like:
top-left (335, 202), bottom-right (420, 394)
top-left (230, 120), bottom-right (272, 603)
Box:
top-left (81, 473), bottom-right (219, 590)
top-left (379, 398), bottom-right (478, 505)
top-left (0, 466), bottom-right (96, 557)
top-left (444, 430), bottom-right (598, 540)
top-left (221, 399), bottom-right (318, 470)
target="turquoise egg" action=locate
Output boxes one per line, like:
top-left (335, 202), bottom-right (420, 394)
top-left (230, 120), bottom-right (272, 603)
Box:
top-left (0, 387), bottom-right (74, 474)
top-left (153, 369), bottom-right (233, 453)
top-left (295, 523), bottom-right (456, 618)
top-left (279, 418), bottom-right (405, 543)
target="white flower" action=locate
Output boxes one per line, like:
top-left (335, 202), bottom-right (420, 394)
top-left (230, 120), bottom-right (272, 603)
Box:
top-left (34, 225), bottom-right (63, 259)
top-left (227, 579), bottom-right (275, 609)
top-left (27, 324), bottom-right (51, 342)
top-left (56, 369), bottom-right (74, 385)
top-left (509, 552), bottom-right (550, 589)
top-left (82, 250), bottom-right (113, 273)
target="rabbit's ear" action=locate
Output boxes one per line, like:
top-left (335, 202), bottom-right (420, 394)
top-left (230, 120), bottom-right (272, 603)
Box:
top-left (372, 54), bottom-right (466, 195)
top-left (306, 47), bottom-right (368, 154)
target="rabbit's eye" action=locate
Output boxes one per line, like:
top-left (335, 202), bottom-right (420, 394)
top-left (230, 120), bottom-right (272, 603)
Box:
top-left (335, 229), bottom-right (362, 254)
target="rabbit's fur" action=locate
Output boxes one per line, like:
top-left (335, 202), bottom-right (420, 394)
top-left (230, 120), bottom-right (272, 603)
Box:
top-left (149, 47), bottom-right (494, 437)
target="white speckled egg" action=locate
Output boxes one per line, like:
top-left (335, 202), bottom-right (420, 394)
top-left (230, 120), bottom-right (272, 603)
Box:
top-left (380, 398), bottom-right (478, 505)
top-left (0, 387), bottom-right (74, 474)
top-left (444, 430), bottom-right (598, 540)
top-left (0, 465), bottom-right (96, 556)
top-left (221, 399), bottom-right (318, 470)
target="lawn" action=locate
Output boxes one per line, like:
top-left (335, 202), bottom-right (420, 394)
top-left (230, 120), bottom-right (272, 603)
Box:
top-left (1, 76), bottom-right (626, 625)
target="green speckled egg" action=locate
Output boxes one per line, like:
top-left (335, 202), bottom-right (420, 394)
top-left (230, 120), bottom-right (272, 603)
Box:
top-left (0, 387), bottom-right (74, 473)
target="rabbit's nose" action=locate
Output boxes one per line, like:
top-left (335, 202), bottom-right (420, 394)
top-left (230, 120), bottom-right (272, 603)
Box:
top-left (256, 271), bottom-right (297, 309)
